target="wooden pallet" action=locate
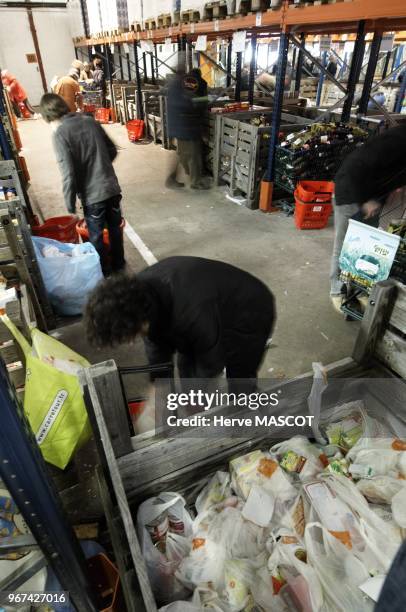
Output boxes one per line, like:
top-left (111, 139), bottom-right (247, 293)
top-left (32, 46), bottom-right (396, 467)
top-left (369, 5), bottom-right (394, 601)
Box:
top-left (130, 22), bottom-right (143, 32)
top-left (290, 0), bottom-right (348, 5)
top-left (157, 13), bottom-right (172, 28)
top-left (144, 18), bottom-right (157, 30)
top-left (204, 0), bottom-right (230, 20)
top-left (180, 8), bottom-right (202, 23)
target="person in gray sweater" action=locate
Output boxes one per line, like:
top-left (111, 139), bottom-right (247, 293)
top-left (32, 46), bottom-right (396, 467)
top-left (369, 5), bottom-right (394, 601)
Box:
top-left (39, 93), bottom-right (125, 274)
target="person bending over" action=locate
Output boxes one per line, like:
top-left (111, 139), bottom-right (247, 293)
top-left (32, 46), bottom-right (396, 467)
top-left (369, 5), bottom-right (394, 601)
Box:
top-left (331, 124), bottom-right (406, 311)
top-left (40, 93), bottom-right (125, 275)
top-left (85, 256), bottom-right (275, 391)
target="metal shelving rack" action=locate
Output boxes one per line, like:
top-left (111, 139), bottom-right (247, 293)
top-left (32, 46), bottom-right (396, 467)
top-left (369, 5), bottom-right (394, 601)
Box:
top-left (74, 0), bottom-right (406, 209)
top-left (0, 358), bottom-right (99, 611)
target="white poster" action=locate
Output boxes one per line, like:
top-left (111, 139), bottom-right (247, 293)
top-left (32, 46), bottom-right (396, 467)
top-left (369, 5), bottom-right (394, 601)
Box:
top-left (164, 37), bottom-right (172, 52)
top-left (140, 40), bottom-right (154, 53)
top-left (339, 220), bottom-right (400, 286)
top-left (320, 36), bottom-right (332, 52)
top-left (195, 35), bottom-right (207, 51)
top-left (233, 30), bottom-right (246, 53)
top-left (381, 34), bottom-right (394, 53)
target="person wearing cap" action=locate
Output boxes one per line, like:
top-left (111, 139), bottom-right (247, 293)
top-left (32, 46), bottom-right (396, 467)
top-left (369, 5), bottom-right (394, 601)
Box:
top-left (54, 69), bottom-right (82, 113)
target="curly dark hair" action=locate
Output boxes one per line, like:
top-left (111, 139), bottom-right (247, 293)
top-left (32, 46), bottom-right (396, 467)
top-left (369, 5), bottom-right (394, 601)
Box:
top-left (84, 274), bottom-right (150, 347)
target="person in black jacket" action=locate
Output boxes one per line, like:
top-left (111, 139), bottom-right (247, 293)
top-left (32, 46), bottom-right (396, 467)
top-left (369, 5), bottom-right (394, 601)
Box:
top-left (330, 125), bottom-right (406, 308)
top-left (166, 69), bottom-right (210, 190)
top-left (85, 256), bottom-right (275, 390)
top-left (40, 93), bottom-right (125, 275)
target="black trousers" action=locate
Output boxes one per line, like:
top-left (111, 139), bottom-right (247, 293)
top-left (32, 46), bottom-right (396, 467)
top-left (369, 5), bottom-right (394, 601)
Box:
top-left (84, 194), bottom-right (125, 274)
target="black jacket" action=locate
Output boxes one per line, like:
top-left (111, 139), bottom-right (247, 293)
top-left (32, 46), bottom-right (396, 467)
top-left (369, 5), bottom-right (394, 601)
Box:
top-left (53, 113), bottom-right (120, 213)
top-left (166, 76), bottom-right (204, 141)
top-left (139, 257), bottom-right (275, 378)
top-left (334, 125), bottom-right (406, 207)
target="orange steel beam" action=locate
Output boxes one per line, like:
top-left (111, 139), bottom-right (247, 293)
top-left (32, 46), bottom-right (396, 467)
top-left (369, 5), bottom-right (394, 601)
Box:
top-left (285, 0), bottom-right (406, 26)
top-left (74, 0), bottom-right (406, 47)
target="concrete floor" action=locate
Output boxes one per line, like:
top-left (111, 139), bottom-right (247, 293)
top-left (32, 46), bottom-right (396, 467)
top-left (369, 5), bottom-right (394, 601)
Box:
top-left (19, 118), bottom-right (358, 380)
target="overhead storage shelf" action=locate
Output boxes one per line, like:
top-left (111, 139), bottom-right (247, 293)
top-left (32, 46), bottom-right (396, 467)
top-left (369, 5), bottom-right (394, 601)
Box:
top-left (74, 0), bottom-right (406, 47)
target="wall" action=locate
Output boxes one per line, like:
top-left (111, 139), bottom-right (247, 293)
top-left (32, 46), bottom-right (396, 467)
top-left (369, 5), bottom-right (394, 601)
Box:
top-left (0, 7), bottom-right (75, 105)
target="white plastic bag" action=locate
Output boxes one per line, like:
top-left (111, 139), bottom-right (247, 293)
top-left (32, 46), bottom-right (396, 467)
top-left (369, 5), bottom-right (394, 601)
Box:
top-left (230, 451), bottom-right (296, 502)
top-left (159, 604), bottom-right (200, 612)
top-left (32, 236), bottom-right (103, 315)
top-left (137, 493), bottom-right (193, 604)
top-left (223, 559), bottom-right (253, 611)
top-left (304, 522), bottom-right (374, 612)
top-left (322, 474), bottom-right (401, 572)
top-left (307, 362), bottom-right (328, 444)
top-left (195, 472), bottom-right (232, 514)
top-left (357, 476), bottom-right (406, 504)
top-left (392, 487), bottom-right (406, 528)
top-left (268, 536), bottom-right (324, 612)
top-left (319, 401), bottom-right (389, 451)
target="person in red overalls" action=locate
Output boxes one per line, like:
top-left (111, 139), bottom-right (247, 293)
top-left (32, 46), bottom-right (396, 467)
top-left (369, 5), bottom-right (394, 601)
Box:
top-left (1, 70), bottom-right (37, 119)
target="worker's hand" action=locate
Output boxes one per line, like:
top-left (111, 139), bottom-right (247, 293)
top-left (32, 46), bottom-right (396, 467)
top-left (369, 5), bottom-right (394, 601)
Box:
top-left (362, 200), bottom-right (381, 219)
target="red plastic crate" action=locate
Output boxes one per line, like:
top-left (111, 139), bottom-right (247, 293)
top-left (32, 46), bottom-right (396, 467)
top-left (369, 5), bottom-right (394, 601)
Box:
top-left (32, 215), bottom-right (79, 243)
top-left (83, 103), bottom-right (96, 114)
top-left (294, 195), bottom-right (333, 230)
top-left (296, 180), bottom-right (334, 203)
top-left (126, 119), bottom-right (144, 142)
top-left (95, 108), bottom-right (110, 124)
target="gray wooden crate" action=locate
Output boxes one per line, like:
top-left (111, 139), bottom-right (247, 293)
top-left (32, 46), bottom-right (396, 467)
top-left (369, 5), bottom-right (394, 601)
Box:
top-left (80, 278), bottom-right (406, 612)
top-left (214, 111), bottom-right (311, 209)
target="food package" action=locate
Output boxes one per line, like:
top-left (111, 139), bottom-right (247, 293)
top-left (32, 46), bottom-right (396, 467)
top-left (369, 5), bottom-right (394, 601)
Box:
top-left (230, 451), bottom-right (296, 502)
top-left (270, 436), bottom-right (327, 481)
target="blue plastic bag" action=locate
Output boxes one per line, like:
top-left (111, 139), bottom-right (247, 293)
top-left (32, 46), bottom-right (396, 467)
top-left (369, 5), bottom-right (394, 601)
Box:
top-left (32, 236), bottom-right (103, 316)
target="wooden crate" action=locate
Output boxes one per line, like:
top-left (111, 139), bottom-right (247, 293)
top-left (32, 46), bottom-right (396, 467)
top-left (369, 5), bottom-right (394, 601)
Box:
top-left (213, 110), bottom-right (310, 208)
top-left (80, 278), bottom-right (406, 612)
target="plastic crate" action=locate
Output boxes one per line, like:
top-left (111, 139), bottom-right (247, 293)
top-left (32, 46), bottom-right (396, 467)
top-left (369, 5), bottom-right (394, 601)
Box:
top-left (294, 194), bottom-right (332, 230)
top-left (296, 181), bottom-right (334, 203)
top-left (95, 108), bottom-right (110, 124)
top-left (83, 104), bottom-right (96, 114)
top-left (126, 119), bottom-right (144, 142)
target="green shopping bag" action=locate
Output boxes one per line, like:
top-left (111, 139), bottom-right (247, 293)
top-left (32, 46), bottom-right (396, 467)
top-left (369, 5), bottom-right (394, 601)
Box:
top-left (2, 315), bottom-right (91, 469)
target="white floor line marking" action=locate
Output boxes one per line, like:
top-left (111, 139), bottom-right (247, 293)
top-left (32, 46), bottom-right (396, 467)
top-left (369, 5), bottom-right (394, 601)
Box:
top-left (124, 221), bottom-right (158, 266)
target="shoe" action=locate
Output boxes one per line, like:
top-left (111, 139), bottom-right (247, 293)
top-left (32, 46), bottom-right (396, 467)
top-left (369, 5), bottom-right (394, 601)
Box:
top-left (330, 295), bottom-right (344, 314)
top-left (191, 180), bottom-right (212, 190)
top-left (165, 178), bottom-right (185, 189)
top-left (165, 173), bottom-right (184, 189)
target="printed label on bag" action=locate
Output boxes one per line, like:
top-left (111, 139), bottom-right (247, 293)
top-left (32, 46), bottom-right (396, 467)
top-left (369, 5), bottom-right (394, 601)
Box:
top-left (36, 390), bottom-right (68, 445)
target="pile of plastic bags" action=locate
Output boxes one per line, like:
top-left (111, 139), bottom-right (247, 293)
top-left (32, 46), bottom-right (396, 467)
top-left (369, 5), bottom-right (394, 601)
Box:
top-left (136, 401), bottom-right (406, 612)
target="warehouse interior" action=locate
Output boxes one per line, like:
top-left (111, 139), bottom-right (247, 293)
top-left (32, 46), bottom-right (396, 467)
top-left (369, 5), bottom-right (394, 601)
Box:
top-left (1, 1), bottom-right (406, 611)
